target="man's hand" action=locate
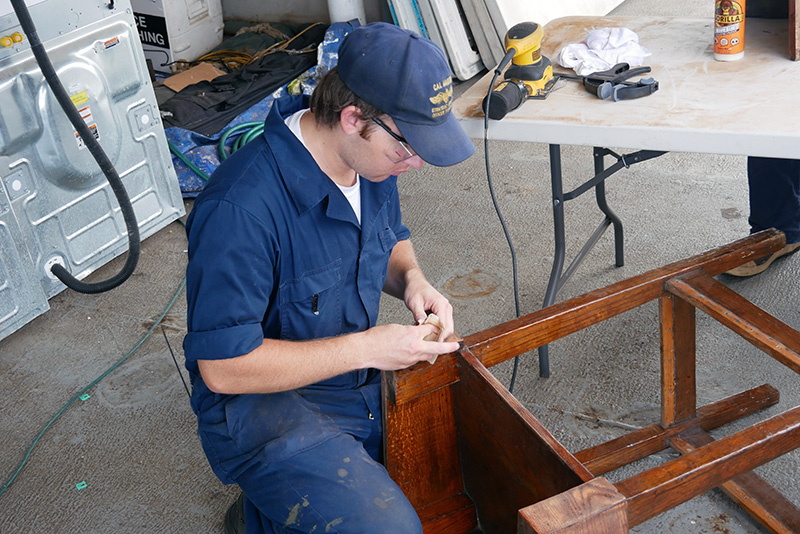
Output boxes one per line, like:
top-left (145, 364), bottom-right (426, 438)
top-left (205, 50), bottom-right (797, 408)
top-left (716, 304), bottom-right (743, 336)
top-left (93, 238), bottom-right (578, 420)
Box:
top-left (403, 268), bottom-right (455, 342)
top-left (359, 323), bottom-right (461, 370)
top-left (199, 319), bottom-right (461, 395)
top-left (382, 238), bottom-right (458, 360)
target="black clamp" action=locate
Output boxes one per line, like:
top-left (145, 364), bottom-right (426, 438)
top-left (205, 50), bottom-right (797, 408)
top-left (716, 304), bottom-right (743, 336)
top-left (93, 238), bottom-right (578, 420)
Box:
top-left (583, 63), bottom-right (659, 102)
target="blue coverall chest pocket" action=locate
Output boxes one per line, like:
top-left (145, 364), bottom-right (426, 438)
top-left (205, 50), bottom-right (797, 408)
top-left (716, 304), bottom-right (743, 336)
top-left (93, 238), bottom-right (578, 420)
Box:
top-left (378, 227), bottom-right (398, 253)
top-left (367, 226), bottom-right (397, 287)
top-left (354, 224), bottom-right (398, 323)
top-left (279, 259), bottom-right (343, 340)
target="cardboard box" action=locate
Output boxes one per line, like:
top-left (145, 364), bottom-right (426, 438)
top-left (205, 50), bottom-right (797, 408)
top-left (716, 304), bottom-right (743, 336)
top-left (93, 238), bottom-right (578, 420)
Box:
top-left (163, 62), bottom-right (226, 92)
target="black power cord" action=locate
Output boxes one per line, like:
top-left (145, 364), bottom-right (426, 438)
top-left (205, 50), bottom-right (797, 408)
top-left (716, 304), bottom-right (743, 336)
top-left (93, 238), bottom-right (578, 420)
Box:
top-left (483, 49), bottom-right (524, 393)
top-left (11, 0), bottom-right (140, 294)
top-left (162, 325), bottom-right (191, 399)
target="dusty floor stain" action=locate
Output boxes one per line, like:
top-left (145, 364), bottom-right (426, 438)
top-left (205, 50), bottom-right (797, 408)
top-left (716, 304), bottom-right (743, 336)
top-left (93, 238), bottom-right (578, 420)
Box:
top-left (443, 269), bottom-right (500, 299)
top-left (709, 513), bottom-right (730, 534)
top-left (337, 468), bottom-right (348, 478)
top-left (720, 207), bottom-right (742, 220)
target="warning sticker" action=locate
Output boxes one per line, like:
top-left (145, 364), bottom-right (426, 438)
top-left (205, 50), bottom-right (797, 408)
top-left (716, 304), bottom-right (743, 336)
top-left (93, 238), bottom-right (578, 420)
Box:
top-left (72, 92), bottom-right (100, 149)
top-left (103, 36), bottom-right (120, 50)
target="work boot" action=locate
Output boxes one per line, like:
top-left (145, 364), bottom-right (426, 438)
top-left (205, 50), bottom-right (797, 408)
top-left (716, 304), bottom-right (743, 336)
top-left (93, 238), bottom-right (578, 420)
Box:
top-left (224, 493), bottom-right (246, 534)
top-left (725, 242), bottom-right (800, 277)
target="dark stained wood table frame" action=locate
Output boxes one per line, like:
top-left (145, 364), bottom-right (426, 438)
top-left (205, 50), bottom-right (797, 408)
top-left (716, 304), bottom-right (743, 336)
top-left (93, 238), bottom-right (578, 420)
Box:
top-left (382, 229), bottom-right (800, 534)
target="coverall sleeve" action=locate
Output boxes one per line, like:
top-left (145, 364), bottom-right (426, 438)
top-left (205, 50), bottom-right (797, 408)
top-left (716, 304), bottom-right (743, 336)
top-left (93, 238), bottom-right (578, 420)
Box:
top-left (183, 199), bottom-right (277, 362)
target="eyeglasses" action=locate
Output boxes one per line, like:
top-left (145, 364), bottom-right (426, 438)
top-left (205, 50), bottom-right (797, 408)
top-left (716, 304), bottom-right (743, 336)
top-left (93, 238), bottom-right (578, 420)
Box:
top-left (372, 118), bottom-right (417, 163)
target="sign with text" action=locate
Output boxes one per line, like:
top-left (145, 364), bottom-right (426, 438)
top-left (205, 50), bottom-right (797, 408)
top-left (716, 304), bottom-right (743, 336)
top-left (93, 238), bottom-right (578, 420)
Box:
top-left (133, 12), bottom-right (170, 50)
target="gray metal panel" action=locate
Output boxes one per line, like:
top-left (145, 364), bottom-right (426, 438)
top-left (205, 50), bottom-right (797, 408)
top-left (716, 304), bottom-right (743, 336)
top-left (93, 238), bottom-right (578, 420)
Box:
top-left (0, 0), bottom-right (184, 340)
top-left (0, 187), bottom-right (49, 341)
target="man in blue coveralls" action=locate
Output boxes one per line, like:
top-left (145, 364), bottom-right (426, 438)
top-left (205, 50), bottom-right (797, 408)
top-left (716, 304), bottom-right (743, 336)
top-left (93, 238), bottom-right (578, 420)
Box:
top-left (183, 23), bottom-right (475, 534)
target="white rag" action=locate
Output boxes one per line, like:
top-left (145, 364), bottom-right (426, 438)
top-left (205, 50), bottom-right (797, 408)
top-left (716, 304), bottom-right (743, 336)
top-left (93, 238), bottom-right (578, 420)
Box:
top-left (556, 27), bottom-right (651, 76)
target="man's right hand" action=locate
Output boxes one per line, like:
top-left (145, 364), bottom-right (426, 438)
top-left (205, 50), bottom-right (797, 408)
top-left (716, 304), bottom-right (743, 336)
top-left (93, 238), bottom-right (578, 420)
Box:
top-left (358, 323), bottom-right (461, 371)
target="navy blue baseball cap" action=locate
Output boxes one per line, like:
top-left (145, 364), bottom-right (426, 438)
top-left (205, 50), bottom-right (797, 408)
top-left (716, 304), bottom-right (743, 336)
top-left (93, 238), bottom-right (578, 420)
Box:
top-left (337, 23), bottom-right (475, 167)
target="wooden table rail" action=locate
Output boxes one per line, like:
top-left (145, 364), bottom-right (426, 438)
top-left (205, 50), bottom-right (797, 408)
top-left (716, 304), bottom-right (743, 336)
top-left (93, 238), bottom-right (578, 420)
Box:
top-left (382, 229), bottom-right (800, 533)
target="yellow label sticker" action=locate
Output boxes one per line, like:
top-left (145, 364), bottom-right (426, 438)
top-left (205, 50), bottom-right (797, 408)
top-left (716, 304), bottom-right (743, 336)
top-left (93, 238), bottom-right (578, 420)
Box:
top-left (70, 90), bottom-right (89, 107)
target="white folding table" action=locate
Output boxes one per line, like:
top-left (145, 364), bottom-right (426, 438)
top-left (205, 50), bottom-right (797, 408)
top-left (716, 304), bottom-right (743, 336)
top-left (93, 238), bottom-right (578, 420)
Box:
top-left (453, 16), bottom-right (800, 377)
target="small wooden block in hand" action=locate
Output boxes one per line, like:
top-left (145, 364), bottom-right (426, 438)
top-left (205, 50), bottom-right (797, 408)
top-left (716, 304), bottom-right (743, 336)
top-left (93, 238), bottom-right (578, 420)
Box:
top-left (422, 313), bottom-right (443, 364)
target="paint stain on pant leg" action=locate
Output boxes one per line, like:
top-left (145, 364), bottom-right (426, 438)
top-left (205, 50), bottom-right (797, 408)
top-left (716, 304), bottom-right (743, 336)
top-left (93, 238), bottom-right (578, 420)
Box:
top-left (284, 496), bottom-right (311, 527)
top-left (285, 503), bottom-right (301, 526)
top-left (325, 517), bottom-right (344, 532)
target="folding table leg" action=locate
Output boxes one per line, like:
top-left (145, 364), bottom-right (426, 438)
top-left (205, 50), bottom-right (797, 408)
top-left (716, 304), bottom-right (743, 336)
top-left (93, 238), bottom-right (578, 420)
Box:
top-left (538, 144), bottom-right (567, 378)
top-left (594, 148), bottom-right (624, 267)
top-left (536, 146), bottom-right (664, 378)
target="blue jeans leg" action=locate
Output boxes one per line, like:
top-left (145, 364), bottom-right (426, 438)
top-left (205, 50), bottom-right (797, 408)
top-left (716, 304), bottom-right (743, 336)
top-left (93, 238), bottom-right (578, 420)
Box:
top-left (747, 157), bottom-right (800, 244)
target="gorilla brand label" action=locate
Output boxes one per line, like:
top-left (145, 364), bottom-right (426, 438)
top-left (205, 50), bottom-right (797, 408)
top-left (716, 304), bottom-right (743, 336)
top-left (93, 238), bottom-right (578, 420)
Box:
top-left (714, 0), bottom-right (746, 61)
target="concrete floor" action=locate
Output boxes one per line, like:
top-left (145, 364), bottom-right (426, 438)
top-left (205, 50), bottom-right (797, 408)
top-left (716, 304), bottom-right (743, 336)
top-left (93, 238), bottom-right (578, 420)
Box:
top-left (2, 0), bottom-right (799, 532)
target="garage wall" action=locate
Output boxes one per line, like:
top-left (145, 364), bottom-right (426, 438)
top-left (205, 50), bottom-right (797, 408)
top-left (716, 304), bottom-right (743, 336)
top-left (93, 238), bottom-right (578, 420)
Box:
top-left (222, 0), bottom-right (386, 24)
top-left (220, 0), bottom-right (626, 33)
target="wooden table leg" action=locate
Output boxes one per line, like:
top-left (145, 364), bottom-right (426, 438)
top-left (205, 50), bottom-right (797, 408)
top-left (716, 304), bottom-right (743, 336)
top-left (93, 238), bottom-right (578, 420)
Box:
top-left (519, 478), bottom-right (628, 534)
top-left (660, 293), bottom-right (696, 426)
